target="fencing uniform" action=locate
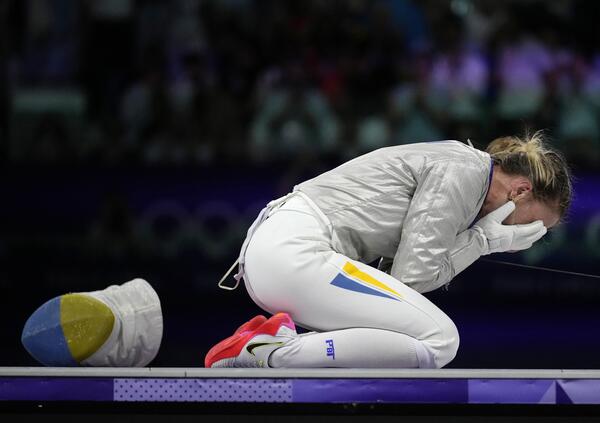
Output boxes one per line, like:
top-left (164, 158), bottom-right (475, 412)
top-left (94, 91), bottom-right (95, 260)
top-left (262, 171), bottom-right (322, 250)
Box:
top-left (235, 140), bottom-right (493, 368)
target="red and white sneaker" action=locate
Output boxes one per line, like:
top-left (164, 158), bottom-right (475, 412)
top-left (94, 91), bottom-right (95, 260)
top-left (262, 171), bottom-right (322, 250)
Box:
top-left (233, 315), bottom-right (267, 336)
top-left (205, 313), bottom-right (297, 368)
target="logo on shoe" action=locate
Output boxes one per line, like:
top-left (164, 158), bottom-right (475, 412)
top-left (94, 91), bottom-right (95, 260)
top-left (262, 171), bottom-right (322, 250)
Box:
top-left (246, 342), bottom-right (285, 356)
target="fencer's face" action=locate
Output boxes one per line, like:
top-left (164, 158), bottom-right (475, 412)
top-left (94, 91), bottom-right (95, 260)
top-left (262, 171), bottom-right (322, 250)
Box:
top-left (483, 168), bottom-right (561, 230)
top-left (502, 196), bottom-right (560, 230)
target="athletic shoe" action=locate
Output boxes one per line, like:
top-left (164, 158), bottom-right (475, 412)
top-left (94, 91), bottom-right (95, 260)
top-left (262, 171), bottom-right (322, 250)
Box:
top-left (202, 314), bottom-right (267, 368)
top-left (233, 315), bottom-right (267, 336)
top-left (205, 312), bottom-right (296, 368)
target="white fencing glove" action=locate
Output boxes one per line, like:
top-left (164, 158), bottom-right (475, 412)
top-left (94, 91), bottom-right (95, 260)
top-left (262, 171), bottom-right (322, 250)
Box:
top-left (473, 201), bottom-right (547, 255)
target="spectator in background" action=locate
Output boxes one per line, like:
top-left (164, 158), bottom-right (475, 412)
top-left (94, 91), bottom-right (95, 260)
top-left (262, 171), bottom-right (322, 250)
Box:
top-left (462, 0), bottom-right (508, 51)
top-left (350, 115), bottom-right (392, 159)
top-left (388, 53), bottom-right (443, 146)
top-left (135, 47), bottom-right (213, 166)
top-left (492, 22), bottom-right (553, 133)
top-left (119, 50), bottom-right (168, 164)
top-left (426, 14), bottom-right (488, 126)
top-left (380, 0), bottom-right (430, 54)
top-left (582, 54), bottom-right (600, 112)
top-left (555, 56), bottom-right (600, 167)
top-left (250, 61), bottom-right (339, 162)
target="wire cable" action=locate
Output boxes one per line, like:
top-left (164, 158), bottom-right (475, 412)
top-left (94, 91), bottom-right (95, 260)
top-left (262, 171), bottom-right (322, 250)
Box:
top-left (480, 258), bottom-right (600, 279)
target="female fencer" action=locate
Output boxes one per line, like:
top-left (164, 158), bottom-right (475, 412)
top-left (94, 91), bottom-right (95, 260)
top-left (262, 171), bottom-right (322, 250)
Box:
top-left (205, 133), bottom-right (572, 369)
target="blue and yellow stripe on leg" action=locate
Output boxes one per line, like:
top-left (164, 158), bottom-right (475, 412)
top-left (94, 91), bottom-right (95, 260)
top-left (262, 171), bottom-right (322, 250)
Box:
top-left (329, 262), bottom-right (403, 302)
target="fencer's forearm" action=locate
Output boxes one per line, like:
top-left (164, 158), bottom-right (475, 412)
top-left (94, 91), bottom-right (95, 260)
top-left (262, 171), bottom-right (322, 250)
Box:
top-left (449, 227), bottom-right (486, 275)
top-left (401, 229), bottom-right (486, 294)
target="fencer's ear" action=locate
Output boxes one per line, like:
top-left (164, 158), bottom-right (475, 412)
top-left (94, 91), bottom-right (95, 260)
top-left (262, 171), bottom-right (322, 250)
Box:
top-left (509, 178), bottom-right (533, 202)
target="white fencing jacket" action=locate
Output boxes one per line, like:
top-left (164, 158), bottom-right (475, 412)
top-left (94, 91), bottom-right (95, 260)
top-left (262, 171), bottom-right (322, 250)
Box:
top-left (294, 140), bottom-right (493, 294)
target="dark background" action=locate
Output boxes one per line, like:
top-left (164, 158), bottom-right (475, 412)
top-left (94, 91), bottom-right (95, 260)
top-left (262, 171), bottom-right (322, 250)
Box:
top-left (1, 0), bottom-right (599, 369)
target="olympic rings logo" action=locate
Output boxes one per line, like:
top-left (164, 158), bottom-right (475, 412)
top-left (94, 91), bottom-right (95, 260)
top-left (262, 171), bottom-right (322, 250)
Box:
top-left (134, 200), bottom-right (268, 259)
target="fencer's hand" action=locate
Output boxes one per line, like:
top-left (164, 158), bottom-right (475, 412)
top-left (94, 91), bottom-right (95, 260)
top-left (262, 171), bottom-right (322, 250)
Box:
top-left (473, 201), bottom-right (547, 255)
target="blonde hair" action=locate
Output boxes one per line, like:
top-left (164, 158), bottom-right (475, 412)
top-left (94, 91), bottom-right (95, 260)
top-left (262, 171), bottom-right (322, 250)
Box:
top-left (486, 131), bottom-right (572, 218)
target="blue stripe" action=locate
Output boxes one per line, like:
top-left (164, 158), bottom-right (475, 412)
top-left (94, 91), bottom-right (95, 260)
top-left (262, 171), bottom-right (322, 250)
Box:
top-left (21, 296), bottom-right (78, 366)
top-left (330, 273), bottom-right (400, 301)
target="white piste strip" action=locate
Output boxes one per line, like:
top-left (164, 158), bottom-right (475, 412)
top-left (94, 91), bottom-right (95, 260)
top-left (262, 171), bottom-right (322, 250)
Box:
top-left (1, 367), bottom-right (600, 379)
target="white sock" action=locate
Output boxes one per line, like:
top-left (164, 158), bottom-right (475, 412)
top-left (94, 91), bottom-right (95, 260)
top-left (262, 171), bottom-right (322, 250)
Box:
top-left (268, 328), bottom-right (436, 368)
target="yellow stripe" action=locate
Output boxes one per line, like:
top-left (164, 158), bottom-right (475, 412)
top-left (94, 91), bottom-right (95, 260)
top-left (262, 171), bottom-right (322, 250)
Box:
top-left (342, 262), bottom-right (403, 299)
top-left (61, 294), bottom-right (115, 362)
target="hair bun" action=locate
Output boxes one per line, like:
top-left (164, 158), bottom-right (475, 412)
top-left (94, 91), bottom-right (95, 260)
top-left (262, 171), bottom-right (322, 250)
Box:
top-left (485, 130), bottom-right (572, 219)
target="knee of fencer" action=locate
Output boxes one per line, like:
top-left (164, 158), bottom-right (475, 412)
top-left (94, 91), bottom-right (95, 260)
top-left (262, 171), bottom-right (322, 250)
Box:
top-left (436, 318), bottom-right (460, 368)
top-left (421, 318), bottom-right (460, 369)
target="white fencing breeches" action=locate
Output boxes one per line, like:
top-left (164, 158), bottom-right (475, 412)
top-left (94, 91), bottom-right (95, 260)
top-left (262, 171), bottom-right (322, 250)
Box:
top-left (242, 193), bottom-right (460, 369)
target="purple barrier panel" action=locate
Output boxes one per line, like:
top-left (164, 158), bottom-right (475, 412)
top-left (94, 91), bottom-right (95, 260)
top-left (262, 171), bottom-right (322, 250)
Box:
top-left (293, 379), bottom-right (468, 403)
top-left (0, 377), bottom-right (113, 401)
top-left (468, 379), bottom-right (555, 404)
top-left (114, 378), bottom-right (293, 402)
top-left (557, 379), bottom-right (600, 404)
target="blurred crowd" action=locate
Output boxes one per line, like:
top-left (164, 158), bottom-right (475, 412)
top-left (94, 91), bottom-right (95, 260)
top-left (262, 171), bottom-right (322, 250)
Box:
top-left (3, 0), bottom-right (600, 168)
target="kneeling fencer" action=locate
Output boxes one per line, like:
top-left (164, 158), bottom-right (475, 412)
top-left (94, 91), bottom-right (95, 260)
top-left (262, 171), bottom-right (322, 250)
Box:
top-left (22, 133), bottom-right (571, 368)
top-left (205, 133), bottom-right (571, 369)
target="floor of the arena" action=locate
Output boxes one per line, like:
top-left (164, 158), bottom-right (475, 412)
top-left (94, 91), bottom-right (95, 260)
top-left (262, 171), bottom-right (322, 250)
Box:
top-left (2, 368), bottom-right (600, 422)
